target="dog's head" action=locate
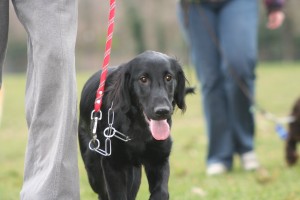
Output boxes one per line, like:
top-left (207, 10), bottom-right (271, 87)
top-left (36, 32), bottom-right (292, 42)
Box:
top-left (107, 51), bottom-right (187, 140)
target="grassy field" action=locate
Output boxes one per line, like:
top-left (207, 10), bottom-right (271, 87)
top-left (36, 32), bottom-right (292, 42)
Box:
top-left (0, 62), bottom-right (300, 200)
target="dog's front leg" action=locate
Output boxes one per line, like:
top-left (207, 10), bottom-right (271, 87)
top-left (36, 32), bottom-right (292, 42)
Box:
top-left (285, 134), bottom-right (298, 166)
top-left (144, 160), bottom-right (170, 200)
top-left (102, 160), bottom-right (128, 200)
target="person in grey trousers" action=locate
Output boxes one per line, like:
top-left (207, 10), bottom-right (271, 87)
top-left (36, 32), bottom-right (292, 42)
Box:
top-left (0, 0), bottom-right (80, 199)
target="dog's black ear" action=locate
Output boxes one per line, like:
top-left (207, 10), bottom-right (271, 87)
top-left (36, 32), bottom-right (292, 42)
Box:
top-left (106, 64), bottom-right (131, 113)
top-left (171, 59), bottom-right (187, 112)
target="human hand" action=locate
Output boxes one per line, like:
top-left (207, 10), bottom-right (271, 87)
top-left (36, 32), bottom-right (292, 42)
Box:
top-left (267, 10), bottom-right (285, 30)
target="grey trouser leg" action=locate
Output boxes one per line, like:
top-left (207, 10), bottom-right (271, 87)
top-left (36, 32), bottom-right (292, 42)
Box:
top-left (0, 0), bottom-right (9, 89)
top-left (5, 0), bottom-right (80, 199)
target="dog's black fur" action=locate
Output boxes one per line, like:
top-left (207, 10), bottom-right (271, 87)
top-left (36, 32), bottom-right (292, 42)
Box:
top-left (285, 97), bottom-right (300, 166)
top-left (79, 51), bottom-right (188, 200)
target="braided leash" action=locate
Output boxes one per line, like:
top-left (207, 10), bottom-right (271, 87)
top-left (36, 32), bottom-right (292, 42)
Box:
top-left (94, 0), bottom-right (116, 113)
top-left (89, 0), bottom-right (117, 156)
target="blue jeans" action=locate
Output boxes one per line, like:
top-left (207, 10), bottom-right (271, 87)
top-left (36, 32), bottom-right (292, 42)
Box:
top-left (177, 0), bottom-right (258, 169)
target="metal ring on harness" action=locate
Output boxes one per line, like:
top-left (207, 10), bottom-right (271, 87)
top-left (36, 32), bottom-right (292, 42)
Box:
top-left (89, 139), bottom-right (100, 151)
top-left (103, 127), bottom-right (116, 138)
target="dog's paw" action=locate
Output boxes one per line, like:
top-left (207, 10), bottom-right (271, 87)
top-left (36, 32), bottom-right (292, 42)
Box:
top-left (286, 152), bottom-right (298, 166)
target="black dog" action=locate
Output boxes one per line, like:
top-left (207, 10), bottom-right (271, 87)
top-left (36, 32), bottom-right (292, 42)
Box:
top-left (79, 51), bottom-right (188, 200)
top-left (285, 97), bottom-right (300, 166)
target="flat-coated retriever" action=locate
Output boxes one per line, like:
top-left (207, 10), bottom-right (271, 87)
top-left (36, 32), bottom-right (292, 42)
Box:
top-left (78, 51), bottom-right (188, 200)
top-left (285, 97), bottom-right (300, 166)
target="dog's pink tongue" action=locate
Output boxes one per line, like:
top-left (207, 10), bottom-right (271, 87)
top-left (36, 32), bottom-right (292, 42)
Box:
top-left (149, 119), bottom-right (170, 140)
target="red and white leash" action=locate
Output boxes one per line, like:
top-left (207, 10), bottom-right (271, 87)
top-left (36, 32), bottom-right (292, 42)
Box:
top-left (94, 0), bottom-right (116, 113)
top-left (89, 0), bottom-right (131, 156)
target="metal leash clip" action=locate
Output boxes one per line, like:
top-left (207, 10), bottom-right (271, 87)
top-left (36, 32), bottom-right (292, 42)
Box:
top-left (89, 109), bottom-right (102, 152)
top-left (91, 110), bottom-right (102, 136)
top-left (89, 103), bottom-right (131, 156)
top-left (89, 108), bottom-right (112, 156)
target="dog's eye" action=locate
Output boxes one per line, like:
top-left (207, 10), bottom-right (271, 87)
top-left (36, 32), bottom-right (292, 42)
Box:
top-left (165, 74), bottom-right (173, 82)
top-left (139, 76), bottom-right (148, 84)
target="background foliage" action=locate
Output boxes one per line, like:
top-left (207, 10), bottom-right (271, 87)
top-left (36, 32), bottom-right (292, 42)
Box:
top-left (4, 0), bottom-right (300, 73)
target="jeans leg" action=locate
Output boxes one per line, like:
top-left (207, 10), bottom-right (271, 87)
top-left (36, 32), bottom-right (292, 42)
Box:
top-left (0, 0), bottom-right (9, 89)
top-left (12, 0), bottom-right (80, 199)
top-left (177, 3), bottom-right (234, 168)
top-left (219, 0), bottom-right (258, 155)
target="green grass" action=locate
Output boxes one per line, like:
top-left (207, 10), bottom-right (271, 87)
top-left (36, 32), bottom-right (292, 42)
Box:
top-left (1, 62), bottom-right (300, 200)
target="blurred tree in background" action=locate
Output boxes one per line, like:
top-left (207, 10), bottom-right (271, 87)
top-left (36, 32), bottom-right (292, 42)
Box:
top-left (124, 0), bottom-right (146, 54)
top-left (4, 0), bottom-right (300, 74)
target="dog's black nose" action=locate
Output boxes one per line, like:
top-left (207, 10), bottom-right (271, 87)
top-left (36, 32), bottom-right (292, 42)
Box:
top-left (154, 106), bottom-right (170, 116)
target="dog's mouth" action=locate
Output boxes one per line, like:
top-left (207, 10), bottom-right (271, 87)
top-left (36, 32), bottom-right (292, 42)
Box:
top-left (144, 113), bottom-right (170, 141)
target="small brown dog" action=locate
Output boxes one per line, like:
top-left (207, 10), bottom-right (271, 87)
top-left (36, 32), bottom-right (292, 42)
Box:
top-left (285, 98), bottom-right (300, 166)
